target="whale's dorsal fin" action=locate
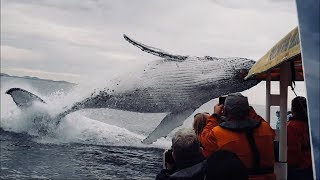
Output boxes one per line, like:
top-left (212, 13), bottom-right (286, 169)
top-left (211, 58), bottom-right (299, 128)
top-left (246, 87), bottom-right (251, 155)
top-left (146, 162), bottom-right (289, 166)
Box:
top-left (6, 88), bottom-right (46, 108)
top-left (123, 34), bottom-right (188, 61)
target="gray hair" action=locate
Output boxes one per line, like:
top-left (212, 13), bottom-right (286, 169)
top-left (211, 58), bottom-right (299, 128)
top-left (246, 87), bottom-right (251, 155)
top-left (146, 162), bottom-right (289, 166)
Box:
top-left (172, 128), bottom-right (201, 160)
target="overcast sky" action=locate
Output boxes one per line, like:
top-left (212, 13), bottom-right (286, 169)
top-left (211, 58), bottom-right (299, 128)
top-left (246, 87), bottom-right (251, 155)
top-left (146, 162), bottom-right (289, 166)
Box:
top-left (1, 0), bottom-right (298, 83)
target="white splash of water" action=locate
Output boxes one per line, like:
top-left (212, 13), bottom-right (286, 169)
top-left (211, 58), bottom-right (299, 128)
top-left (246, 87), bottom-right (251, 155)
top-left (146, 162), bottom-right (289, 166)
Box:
top-left (35, 113), bottom-right (146, 147)
top-left (0, 79), bottom-right (171, 148)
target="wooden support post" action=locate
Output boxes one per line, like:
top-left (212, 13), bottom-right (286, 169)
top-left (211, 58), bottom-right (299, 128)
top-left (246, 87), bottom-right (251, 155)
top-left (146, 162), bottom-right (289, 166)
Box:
top-left (266, 73), bottom-right (271, 124)
top-left (278, 62), bottom-right (291, 179)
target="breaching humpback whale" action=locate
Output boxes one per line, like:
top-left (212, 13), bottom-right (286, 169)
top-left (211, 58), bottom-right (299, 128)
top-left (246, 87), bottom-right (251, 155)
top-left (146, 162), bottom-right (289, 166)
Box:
top-left (6, 34), bottom-right (260, 144)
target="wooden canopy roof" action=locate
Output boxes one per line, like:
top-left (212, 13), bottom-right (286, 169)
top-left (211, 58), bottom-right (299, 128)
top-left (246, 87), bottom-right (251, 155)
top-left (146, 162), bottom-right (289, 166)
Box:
top-left (245, 27), bottom-right (304, 81)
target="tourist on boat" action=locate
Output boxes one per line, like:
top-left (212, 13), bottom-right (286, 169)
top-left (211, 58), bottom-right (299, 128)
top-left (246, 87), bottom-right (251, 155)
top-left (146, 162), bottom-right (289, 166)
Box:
top-left (193, 112), bottom-right (210, 136)
top-left (198, 93), bottom-right (276, 180)
top-left (275, 110), bottom-right (280, 129)
top-left (156, 128), bottom-right (206, 180)
top-left (275, 110), bottom-right (292, 129)
top-left (206, 150), bottom-right (248, 180)
top-left (287, 96), bottom-right (313, 180)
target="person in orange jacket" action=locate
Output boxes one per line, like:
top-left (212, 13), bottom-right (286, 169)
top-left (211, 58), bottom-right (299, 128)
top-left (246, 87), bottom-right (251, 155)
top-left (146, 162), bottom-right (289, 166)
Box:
top-left (287, 96), bottom-right (313, 180)
top-left (199, 93), bottom-right (276, 180)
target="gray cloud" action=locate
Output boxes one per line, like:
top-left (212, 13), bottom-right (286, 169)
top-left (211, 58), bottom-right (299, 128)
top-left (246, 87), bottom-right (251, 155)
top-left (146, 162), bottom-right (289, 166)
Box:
top-left (210, 0), bottom-right (296, 12)
top-left (1, 0), bottom-right (298, 83)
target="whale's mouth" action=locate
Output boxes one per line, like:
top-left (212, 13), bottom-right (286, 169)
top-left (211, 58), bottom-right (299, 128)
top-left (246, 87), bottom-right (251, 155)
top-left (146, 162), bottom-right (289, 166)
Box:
top-left (236, 69), bottom-right (250, 79)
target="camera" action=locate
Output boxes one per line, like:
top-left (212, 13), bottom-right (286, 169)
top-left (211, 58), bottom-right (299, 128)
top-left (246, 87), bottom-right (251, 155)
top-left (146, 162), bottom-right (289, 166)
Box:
top-left (162, 149), bottom-right (175, 169)
top-left (165, 149), bottom-right (175, 164)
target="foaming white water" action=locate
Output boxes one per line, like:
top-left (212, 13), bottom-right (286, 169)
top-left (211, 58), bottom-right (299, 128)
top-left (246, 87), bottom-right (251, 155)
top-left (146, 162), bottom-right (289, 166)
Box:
top-left (1, 81), bottom-right (170, 148)
top-left (1, 74), bottom-right (191, 149)
top-left (39, 113), bottom-right (146, 147)
top-left (0, 83), bottom-right (54, 135)
top-left (152, 137), bottom-right (171, 149)
top-left (0, 101), bottom-right (54, 136)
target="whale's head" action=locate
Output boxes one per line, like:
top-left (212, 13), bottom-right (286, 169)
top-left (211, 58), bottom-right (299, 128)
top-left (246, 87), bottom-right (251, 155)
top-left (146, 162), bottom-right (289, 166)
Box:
top-left (223, 57), bottom-right (260, 93)
top-left (230, 58), bottom-right (256, 79)
top-left (193, 57), bottom-right (260, 97)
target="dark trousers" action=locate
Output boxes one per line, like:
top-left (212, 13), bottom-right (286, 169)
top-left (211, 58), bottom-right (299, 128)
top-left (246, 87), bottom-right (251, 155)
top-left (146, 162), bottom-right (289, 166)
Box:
top-left (287, 166), bottom-right (313, 180)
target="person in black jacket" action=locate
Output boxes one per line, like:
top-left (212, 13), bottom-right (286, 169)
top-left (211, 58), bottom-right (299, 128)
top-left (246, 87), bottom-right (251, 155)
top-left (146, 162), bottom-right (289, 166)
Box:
top-left (205, 150), bottom-right (248, 180)
top-left (156, 128), bottom-right (206, 180)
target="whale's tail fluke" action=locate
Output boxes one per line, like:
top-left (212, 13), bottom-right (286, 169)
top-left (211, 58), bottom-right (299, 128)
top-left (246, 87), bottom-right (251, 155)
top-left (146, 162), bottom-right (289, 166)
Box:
top-left (6, 88), bottom-right (46, 108)
top-left (123, 34), bottom-right (188, 61)
top-left (5, 87), bottom-right (108, 126)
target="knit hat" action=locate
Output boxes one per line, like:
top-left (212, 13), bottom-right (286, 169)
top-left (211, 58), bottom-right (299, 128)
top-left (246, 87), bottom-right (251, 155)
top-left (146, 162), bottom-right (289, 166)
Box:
top-left (224, 93), bottom-right (249, 117)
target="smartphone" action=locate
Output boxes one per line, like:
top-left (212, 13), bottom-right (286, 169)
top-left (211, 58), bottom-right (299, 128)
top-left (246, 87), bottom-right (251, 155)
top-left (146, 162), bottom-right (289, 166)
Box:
top-left (219, 96), bottom-right (227, 105)
top-left (165, 149), bottom-right (174, 163)
top-left (162, 149), bottom-right (174, 169)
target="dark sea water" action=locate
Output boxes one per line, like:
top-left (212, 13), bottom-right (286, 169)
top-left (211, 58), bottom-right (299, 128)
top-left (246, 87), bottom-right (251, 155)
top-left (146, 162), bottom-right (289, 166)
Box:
top-left (0, 129), bottom-right (163, 179)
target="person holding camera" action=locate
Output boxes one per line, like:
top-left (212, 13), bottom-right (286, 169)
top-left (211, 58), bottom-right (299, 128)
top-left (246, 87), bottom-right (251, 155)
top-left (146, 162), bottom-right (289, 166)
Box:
top-left (156, 128), bottom-right (206, 180)
top-left (199, 93), bottom-right (276, 180)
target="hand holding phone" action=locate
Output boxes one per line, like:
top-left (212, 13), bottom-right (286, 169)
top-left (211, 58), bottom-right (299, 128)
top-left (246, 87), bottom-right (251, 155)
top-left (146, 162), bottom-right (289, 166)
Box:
top-left (219, 96), bottom-right (226, 105)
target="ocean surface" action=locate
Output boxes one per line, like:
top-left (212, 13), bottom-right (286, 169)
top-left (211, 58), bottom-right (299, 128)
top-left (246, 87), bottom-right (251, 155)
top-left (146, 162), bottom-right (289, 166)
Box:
top-left (0, 75), bottom-right (278, 179)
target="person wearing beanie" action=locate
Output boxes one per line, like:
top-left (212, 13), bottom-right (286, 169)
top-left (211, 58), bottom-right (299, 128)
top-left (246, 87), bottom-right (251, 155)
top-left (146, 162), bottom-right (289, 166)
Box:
top-left (199, 93), bottom-right (276, 180)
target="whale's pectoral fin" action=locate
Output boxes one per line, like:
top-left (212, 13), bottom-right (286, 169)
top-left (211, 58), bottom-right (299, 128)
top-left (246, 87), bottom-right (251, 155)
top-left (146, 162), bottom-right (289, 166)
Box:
top-left (123, 34), bottom-right (188, 61)
top-left (142, 109), bottom-right (195, 144)
top-left (6, 88), bottom-right (46, 108)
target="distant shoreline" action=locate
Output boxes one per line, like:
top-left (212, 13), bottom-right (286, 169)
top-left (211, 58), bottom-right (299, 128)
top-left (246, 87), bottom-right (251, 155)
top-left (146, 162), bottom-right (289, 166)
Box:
top-left (0, 73), bottom-right (75, 85)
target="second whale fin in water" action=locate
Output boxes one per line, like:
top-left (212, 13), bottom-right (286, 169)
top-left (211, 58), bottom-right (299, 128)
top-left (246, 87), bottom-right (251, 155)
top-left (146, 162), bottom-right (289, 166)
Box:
top-left (6, 88), bottom-right (46, 108)
top-left (6, 87), bottom-right (70, 125)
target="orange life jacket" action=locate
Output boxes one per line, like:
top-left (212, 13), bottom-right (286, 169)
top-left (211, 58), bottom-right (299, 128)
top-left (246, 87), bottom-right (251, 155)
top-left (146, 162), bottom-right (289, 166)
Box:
top-left (199, 108), bottom-right (276, 180)
top-left (287, 118), bottom-right (312, 169)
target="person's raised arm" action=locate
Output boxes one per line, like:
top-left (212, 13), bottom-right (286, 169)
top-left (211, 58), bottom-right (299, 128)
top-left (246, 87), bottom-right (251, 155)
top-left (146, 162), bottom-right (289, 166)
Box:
top-left (198, 104), bottom-right (223, 157)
